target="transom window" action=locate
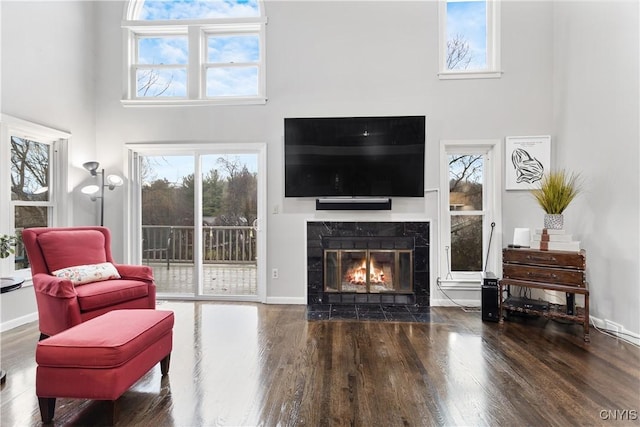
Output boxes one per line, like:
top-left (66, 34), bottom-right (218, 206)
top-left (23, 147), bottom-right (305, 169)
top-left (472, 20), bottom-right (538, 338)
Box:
top-left (123, 0), bottom-right (266, 106)
top-left (438, 0), bottom-right (501, 79)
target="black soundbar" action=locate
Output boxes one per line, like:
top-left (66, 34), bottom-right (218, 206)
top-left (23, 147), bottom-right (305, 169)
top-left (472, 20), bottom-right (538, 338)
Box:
top-left (315, 198), bottom-right (392, 211)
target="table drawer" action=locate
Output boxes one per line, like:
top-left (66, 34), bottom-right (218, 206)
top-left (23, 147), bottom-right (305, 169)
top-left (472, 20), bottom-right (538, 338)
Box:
top-left (503, 248), bottom-right (585, 269)
top-left (502, 264), bottom-right (586, 287)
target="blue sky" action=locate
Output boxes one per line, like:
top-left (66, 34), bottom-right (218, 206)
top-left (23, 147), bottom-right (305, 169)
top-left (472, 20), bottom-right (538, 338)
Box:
top-left (446, 0), bottom-right (487, 70)
top-left (139, 0), bottom-right (259, 20)
top-left (145, 154), bottom-right (258, 186)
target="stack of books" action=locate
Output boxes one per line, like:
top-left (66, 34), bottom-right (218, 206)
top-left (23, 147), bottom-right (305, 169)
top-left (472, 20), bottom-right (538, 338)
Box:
top-left (530, 228), bottom-right (581, 251)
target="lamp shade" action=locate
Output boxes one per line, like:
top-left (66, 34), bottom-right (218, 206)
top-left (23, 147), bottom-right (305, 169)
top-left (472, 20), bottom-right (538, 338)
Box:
top-left (106, 174), bottom-right (123, 187)
top-left (81, 185), bottom-right (100, 195)
top-left (82, 161), bottom-right (100, 176)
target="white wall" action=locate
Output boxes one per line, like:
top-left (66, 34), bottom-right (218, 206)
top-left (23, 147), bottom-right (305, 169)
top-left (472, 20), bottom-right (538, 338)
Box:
top-left (1, 1), bottom-right (97, 329)
top-left (2, 1), bottom-right (637, 338)
top-left (1, 1), bottom-right (97, 225)
top-left (93, 0), bottom-right (555, 302)
top-left (552, 1), bottom-right (639, 337)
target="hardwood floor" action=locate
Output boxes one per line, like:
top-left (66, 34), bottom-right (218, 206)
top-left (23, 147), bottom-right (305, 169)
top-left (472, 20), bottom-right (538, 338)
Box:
top-left (1, 301), bottom-right (638, 426)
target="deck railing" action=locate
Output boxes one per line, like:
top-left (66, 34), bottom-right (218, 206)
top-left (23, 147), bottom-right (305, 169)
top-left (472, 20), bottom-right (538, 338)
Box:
top-left (142, 225), bottom-right (257, 265)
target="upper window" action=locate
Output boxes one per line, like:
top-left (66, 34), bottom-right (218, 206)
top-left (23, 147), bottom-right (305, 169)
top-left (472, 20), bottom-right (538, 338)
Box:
top-left (123, 0), bottom-right (266, 106)
top-left (438, 0), bottom-right (501, 79)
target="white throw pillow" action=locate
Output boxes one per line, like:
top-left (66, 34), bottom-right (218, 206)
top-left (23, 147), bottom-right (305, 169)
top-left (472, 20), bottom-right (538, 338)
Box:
top-left (52, 262), bottom-right (121, 285)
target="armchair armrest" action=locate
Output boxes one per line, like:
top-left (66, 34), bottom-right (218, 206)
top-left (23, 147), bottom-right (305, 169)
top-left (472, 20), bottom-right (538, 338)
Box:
top-left (32, 273), bottom-right (77, 299)
top-left (114, 264), bottom-right (154, 283)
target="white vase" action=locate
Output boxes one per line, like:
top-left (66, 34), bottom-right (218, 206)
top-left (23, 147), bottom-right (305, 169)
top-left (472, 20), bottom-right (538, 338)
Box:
top-left (544, 214), bottom-right (564, 230)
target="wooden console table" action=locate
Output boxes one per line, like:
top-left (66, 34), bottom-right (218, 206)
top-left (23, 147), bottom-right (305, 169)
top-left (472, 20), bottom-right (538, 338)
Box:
top-left (499, 248), bottom-right (590, 342)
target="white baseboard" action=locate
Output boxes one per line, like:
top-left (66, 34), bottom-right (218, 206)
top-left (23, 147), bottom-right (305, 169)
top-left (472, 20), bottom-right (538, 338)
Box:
top-left (1, 311), bottom-right (38, 333)
top-left (430, 298), bottom-right (480, 307)
top-left (590, 315), bottom-right (640, 346)
top-left (265, 296), bottom-right (306, 305)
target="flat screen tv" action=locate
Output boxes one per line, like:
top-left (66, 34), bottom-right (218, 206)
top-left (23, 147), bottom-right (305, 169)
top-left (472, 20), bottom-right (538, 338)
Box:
top-left (284, 116), bottom-right (425, 198)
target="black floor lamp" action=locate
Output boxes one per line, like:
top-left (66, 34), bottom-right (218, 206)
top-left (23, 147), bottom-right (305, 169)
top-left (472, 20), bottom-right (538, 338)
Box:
top-left (81, 161), bottom-right (123, 226)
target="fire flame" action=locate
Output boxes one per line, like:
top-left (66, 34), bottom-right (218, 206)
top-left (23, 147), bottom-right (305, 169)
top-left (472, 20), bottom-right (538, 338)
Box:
top-left (345, 259), bottom-right (386, 285)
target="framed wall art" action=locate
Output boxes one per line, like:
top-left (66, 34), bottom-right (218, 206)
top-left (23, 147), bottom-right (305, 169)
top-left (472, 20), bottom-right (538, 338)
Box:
top-left (505, 135), bottom-right (551, 190)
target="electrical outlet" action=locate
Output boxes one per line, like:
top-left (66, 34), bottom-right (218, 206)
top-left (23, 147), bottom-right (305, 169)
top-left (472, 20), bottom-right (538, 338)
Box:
top-left (272, 268), bottom-right (279, 279)
top-left (604, 319), bottom-right (622, 334)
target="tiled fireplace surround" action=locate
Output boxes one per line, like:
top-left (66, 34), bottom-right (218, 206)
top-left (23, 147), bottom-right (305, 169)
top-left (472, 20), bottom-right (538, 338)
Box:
top-left (306, 221), bottom-right (430, 321)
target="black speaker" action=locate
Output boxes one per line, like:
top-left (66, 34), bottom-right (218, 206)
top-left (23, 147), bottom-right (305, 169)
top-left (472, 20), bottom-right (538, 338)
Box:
top-left (482, 272), bottom-right (500, 322)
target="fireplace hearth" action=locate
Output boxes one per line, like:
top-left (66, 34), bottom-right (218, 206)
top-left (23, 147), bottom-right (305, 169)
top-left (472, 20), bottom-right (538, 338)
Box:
top-left (307, 221), bottom-right (429, 309)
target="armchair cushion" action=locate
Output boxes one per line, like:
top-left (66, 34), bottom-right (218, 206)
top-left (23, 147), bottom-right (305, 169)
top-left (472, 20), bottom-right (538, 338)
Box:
top-left (52, 262), bottom-right (121, 286)
top-left (38, 230), bottom-right (108, 273)
top-left (75, 279), bottom-right (151, 312)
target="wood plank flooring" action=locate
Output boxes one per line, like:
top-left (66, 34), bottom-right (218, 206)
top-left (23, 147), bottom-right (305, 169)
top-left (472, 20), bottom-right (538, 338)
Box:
top-left (1, 301), bottom-right (638, 426)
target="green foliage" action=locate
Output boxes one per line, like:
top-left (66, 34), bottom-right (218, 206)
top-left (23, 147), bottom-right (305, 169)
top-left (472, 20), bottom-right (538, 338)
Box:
top-left (141, 160), bottom-right (257, 227)
top-left (531, 170), bottom-right (582, 214)
top-left (0, 234), bottom-right (16, 259)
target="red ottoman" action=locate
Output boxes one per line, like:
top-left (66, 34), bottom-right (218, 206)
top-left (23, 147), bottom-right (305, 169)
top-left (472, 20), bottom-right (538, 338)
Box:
top-left (35, 309), bottom-right (174, 424)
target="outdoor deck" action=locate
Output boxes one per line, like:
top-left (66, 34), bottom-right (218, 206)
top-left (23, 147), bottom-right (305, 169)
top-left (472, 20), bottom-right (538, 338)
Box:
top-left (148, 262), bottom-right (257, 296)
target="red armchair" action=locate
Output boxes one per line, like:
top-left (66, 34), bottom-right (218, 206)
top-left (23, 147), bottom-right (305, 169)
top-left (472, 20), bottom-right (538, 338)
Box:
top-left (22, 226), bottom-right (156, 338)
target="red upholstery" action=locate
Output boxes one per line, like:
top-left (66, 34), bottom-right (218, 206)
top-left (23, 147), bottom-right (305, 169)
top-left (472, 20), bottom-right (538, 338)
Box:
top-left (36, 309), bottom-right (174, 370)
top-left (36, 310), bottom-right (173, 417)
top-left (37, 230), bottom-right (108, 272)
top-left (22, 226), bottom-right (156, 336)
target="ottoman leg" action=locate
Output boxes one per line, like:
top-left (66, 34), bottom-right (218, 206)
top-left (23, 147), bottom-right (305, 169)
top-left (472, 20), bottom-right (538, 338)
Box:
top-left (160, 353), bottom-right (171, 376)
top-left (103, 400), bottom-right (118, 425)
top-left (38, 397), bottom-right (56, 423)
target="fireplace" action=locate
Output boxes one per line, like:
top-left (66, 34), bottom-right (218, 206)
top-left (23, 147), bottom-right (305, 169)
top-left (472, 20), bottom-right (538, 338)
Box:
top-left (307, 221), bottom-right (429, 307)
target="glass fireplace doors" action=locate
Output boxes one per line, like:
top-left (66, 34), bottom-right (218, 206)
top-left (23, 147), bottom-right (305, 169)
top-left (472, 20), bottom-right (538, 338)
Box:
top-left (324, 249), bottom-right (413, 294)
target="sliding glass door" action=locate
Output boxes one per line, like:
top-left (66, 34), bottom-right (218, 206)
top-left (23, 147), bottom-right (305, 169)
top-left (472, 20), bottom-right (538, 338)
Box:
top-left (130, 144), bottom-right (265, 301)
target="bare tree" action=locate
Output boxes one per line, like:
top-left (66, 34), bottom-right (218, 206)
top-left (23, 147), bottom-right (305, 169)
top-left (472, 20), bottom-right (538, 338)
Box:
top-left (446, 33), bottom-right (473, 70)
top-left (216, 157), bottom-right (257, 226)
top-left (137, 69), bottom-right (173, 97)
top-left (449, 155), bottom-right (482, 191)
top-left (10, 136), bottom-right (49, 200)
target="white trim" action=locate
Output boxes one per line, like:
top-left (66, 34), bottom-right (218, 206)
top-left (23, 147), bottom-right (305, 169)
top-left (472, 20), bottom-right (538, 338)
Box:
top-left (0, 114), bottom-right (71, 140)
top-left (1, 311), bottom-right (38, 333)
top-left (431, 298), bottom-right (480, 307)
top-left (266, 297), bottom-right (306, 305)
top-left (438, 70), bottom-right (503, 80)
top-left (121, 97), bottom-right (267, 107)
top-left (122, 18), bottom-right (267, 29)
top-left (590, 315), bottom-right (640, 347)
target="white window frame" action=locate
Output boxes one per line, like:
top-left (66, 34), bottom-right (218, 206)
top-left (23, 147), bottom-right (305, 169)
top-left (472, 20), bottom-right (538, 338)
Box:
top-left (0, 114), bottom-right (70, 279)
top-left (439, 139), bottom-right (502, 288)
top-left (438, 0), bottom-right (502, 80)
top-left (122, 1), bottom-right (267, 106)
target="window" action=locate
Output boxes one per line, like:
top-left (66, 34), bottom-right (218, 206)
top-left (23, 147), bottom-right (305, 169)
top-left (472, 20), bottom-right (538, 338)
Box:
top-left (1, 115), bottom-right (69, 277)
top-left (123, 0), bottom-right (267, 106)
top-left (439, 140), bottom-right (501, 286)
top-left (438, 0), bottom-right (501, 79)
